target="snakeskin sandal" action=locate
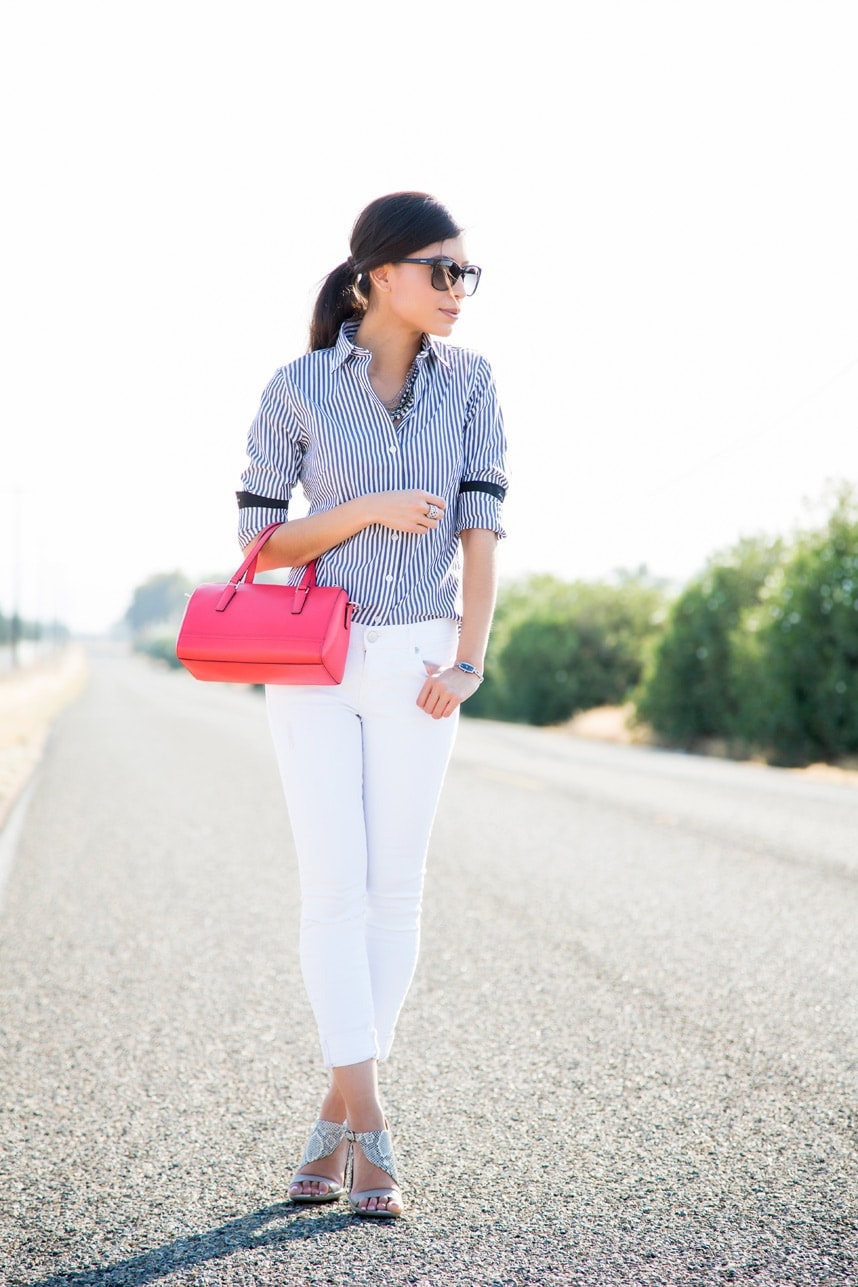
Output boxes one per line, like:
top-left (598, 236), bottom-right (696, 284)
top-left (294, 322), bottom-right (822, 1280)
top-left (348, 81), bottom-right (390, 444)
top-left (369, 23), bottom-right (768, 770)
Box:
top-left (288, 1119), bottom-right (349, 1204)
top-left (346, 1123), bottom-right (403, 1219)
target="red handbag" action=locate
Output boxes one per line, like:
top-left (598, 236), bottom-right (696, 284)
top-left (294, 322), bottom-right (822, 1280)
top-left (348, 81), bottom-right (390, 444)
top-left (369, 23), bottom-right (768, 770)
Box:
top-left (176, 523), bottom-right (354, 685)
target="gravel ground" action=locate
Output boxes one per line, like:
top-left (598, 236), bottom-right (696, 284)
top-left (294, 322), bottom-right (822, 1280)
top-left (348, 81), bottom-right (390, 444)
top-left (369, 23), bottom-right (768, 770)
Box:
top-left (0, 644), bottom-right (856, 1286)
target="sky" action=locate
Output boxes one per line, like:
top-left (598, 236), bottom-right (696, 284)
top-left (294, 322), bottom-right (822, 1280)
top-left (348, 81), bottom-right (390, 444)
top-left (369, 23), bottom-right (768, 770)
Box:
top-left (1, 1), bottom-right (856, 635)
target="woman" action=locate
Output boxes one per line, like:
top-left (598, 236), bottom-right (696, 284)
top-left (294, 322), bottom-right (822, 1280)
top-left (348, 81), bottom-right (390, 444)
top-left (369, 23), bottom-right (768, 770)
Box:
top-left (237, 191), bottom-right (508, 1218)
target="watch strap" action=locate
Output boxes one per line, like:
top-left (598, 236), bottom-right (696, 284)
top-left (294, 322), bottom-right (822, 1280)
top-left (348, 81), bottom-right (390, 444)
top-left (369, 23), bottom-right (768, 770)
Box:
top-left (455, 661), bottom-right (484, 682)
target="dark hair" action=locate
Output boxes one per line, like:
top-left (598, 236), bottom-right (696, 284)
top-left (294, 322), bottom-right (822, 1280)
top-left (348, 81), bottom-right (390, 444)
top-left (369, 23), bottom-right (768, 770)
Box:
top-left (308, 191), bottom-right (463, 352)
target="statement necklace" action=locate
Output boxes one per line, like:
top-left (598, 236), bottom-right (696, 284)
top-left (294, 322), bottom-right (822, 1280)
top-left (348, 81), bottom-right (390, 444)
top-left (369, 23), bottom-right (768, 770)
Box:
top-left (383, 361), bottom-right (418, 424)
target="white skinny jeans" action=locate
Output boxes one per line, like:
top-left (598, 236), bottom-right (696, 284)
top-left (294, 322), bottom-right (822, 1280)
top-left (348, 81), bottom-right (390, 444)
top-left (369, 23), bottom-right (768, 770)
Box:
top-left (265, 619), bottom-right (460, 1068)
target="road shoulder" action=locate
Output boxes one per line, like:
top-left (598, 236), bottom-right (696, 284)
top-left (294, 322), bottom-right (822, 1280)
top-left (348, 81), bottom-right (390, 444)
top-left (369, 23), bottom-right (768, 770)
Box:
top-left (0, 645), bottom-right (89, 831)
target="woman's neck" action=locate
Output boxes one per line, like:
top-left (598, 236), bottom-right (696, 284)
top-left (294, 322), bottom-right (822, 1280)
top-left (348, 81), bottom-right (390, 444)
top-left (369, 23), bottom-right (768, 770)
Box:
top-left (354, 313), bottom-right (422, 378)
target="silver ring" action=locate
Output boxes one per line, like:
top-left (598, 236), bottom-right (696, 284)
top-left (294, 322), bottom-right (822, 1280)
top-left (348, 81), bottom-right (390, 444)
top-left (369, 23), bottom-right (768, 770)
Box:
top-left (427, 504), bottom-right (440, 520)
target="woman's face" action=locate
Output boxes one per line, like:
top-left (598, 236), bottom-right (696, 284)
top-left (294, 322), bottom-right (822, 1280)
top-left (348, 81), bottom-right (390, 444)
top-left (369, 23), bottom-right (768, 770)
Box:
top-left (383, 236), bottom-right (471, 337)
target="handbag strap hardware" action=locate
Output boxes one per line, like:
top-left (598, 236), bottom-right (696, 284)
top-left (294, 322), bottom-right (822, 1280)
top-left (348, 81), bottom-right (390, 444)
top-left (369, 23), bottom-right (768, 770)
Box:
top-left (215, 584), bottom-right (238, 612)
top-left (215, 525), bottom-right (326, 615)
top-left (290, 584), bottom-right (310, 615)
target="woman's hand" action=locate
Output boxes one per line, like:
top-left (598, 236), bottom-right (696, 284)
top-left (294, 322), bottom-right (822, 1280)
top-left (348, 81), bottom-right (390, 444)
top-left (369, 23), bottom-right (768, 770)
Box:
top-left (364, 490), bottom-right (446, 534)
top-left (417, 664), bottom-right (482, 720)
top-left (416, 528), bottom-right (497, 718)
top-left (249, 490), bottom-right (446, 570)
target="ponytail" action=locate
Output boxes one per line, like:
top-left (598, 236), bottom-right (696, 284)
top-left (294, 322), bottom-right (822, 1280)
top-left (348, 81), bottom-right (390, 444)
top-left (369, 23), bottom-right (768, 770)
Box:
top-left (308, 260), bottom-right (365, 352)
top-left (307, 193), bottom-right (463, 353)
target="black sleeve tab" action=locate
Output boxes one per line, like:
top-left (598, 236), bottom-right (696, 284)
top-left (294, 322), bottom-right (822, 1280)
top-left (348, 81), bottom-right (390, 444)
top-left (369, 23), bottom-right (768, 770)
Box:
top-left (236, 490), bottom-right (288, 510)
top-left (459, 480), bottom-right (506, 501)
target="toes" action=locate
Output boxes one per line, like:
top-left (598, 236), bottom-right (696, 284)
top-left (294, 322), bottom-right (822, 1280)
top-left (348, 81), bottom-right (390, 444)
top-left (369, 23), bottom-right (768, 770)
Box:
top-left (290, 1180), bottom-right (326, 1197)
top-left (358, 1193), bottom-right (401, 1215)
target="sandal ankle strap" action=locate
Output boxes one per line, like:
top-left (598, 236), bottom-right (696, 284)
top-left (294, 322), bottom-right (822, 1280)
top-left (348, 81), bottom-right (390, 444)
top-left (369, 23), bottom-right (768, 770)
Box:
top-left (345, 1125), bottom-right (399, 1184)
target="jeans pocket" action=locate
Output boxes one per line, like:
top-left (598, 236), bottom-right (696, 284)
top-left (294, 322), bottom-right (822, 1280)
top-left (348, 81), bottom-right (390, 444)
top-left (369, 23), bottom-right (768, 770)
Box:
top-left (412, 620), bottom-right (458, 677)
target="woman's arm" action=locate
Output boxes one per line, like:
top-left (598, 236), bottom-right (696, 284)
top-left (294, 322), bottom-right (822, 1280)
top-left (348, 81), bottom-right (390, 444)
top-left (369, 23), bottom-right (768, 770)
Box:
top-left (240, 368), bottom-right (448, 571)
top-left (248, 489), bottom-right (447, 572)
top-left (455, 527), bottom-right (499, 674)
top-left (416, 527), bottom-right (499, 720)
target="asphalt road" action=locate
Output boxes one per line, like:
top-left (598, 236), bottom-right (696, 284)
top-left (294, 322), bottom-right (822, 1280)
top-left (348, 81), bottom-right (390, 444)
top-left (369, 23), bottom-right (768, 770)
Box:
top-left (0, 644), bottom-right (856, 1287)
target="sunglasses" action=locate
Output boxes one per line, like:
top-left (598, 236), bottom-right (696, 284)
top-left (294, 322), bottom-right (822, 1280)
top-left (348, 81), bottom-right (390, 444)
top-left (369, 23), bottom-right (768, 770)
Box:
top-left (396, 257), bottom-right (482, 296)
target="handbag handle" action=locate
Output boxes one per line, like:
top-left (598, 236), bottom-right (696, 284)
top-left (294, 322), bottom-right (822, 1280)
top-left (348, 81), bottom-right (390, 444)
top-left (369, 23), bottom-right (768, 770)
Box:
top-left (216, 523), bottom-right (317, 613)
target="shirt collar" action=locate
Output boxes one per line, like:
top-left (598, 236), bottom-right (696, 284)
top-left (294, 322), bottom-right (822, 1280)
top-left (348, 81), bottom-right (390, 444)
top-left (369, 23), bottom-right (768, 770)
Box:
top-left (330, 318), bottom-right (451, 372)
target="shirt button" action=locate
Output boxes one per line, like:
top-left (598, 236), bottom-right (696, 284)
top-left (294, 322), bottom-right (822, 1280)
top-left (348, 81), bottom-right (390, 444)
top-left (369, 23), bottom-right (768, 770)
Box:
top-left (391, 533), bottom-right (400, 542)
top-left (388, 445), bottom-right (397, 454)
top-left (384, 575), bottom-right (393, 584)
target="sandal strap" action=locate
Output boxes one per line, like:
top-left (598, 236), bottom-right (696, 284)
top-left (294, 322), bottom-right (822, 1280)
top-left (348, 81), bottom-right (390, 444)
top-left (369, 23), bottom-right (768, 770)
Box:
top-left (289, 1173), bottom-right (344, 1194)
top-left (297, 1119), bottom-right (348, 1169)
top-left (345, 1125), bottom-right (399, 1184)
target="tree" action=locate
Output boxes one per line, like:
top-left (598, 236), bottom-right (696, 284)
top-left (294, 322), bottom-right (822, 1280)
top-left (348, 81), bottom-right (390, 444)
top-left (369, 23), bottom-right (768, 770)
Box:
top-left (125, 572), bottom-right (194, 633)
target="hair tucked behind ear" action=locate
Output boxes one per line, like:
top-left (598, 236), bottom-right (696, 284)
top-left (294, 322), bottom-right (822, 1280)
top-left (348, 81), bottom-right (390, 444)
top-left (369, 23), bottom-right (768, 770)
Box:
top-left (308, 192), bottom-right (463, 352)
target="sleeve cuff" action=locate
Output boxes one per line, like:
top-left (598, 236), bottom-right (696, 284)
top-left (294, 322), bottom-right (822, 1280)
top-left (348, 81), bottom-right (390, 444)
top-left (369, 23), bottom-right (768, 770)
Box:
top-left (238, 506), bottom-right (288, 548)
top-left (455, 491), bottom-right (506, 538)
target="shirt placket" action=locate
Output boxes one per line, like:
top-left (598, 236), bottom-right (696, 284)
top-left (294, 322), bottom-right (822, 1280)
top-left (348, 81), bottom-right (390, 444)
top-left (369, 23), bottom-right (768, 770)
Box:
top-left (352, 354), bottom-right (416, 625)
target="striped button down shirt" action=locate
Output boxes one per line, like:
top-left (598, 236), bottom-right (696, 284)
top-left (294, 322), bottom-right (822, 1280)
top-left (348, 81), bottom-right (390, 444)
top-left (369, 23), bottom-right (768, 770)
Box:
top-left (237, 320), bottom-right (508, 627)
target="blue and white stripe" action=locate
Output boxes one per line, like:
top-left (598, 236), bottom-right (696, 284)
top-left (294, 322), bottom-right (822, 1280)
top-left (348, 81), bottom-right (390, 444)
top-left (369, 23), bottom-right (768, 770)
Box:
top-left (238, 320), bottom-right (508, 627)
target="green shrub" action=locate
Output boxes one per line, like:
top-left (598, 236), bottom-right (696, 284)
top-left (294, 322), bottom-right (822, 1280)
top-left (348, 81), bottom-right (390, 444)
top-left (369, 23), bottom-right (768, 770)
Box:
top-left (634, 537), bottom-right (783, 747)
top-left (134, 626), bottom-right (185, 669)
top-left (469, 572), bottom-right (667, 726)
top-left (731, 491), bottom-right (858, 764)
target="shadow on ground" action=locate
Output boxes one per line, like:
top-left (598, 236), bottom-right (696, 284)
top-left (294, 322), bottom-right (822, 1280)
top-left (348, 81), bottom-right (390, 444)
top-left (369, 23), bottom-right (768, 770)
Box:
top-left (15, 1201), bottom-right (401, 1287)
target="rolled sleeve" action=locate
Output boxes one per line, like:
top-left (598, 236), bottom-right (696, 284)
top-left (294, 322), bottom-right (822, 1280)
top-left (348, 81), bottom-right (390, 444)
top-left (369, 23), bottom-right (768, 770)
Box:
top-left (237, 369), bottom-right (304, 547)
top-left (455, 356), bottom-right (509, 538)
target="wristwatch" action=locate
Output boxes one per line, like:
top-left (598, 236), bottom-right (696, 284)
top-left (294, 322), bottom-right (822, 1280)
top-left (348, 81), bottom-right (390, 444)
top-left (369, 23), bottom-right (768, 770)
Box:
top-left (455, 661), bottom-right (484, 682)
